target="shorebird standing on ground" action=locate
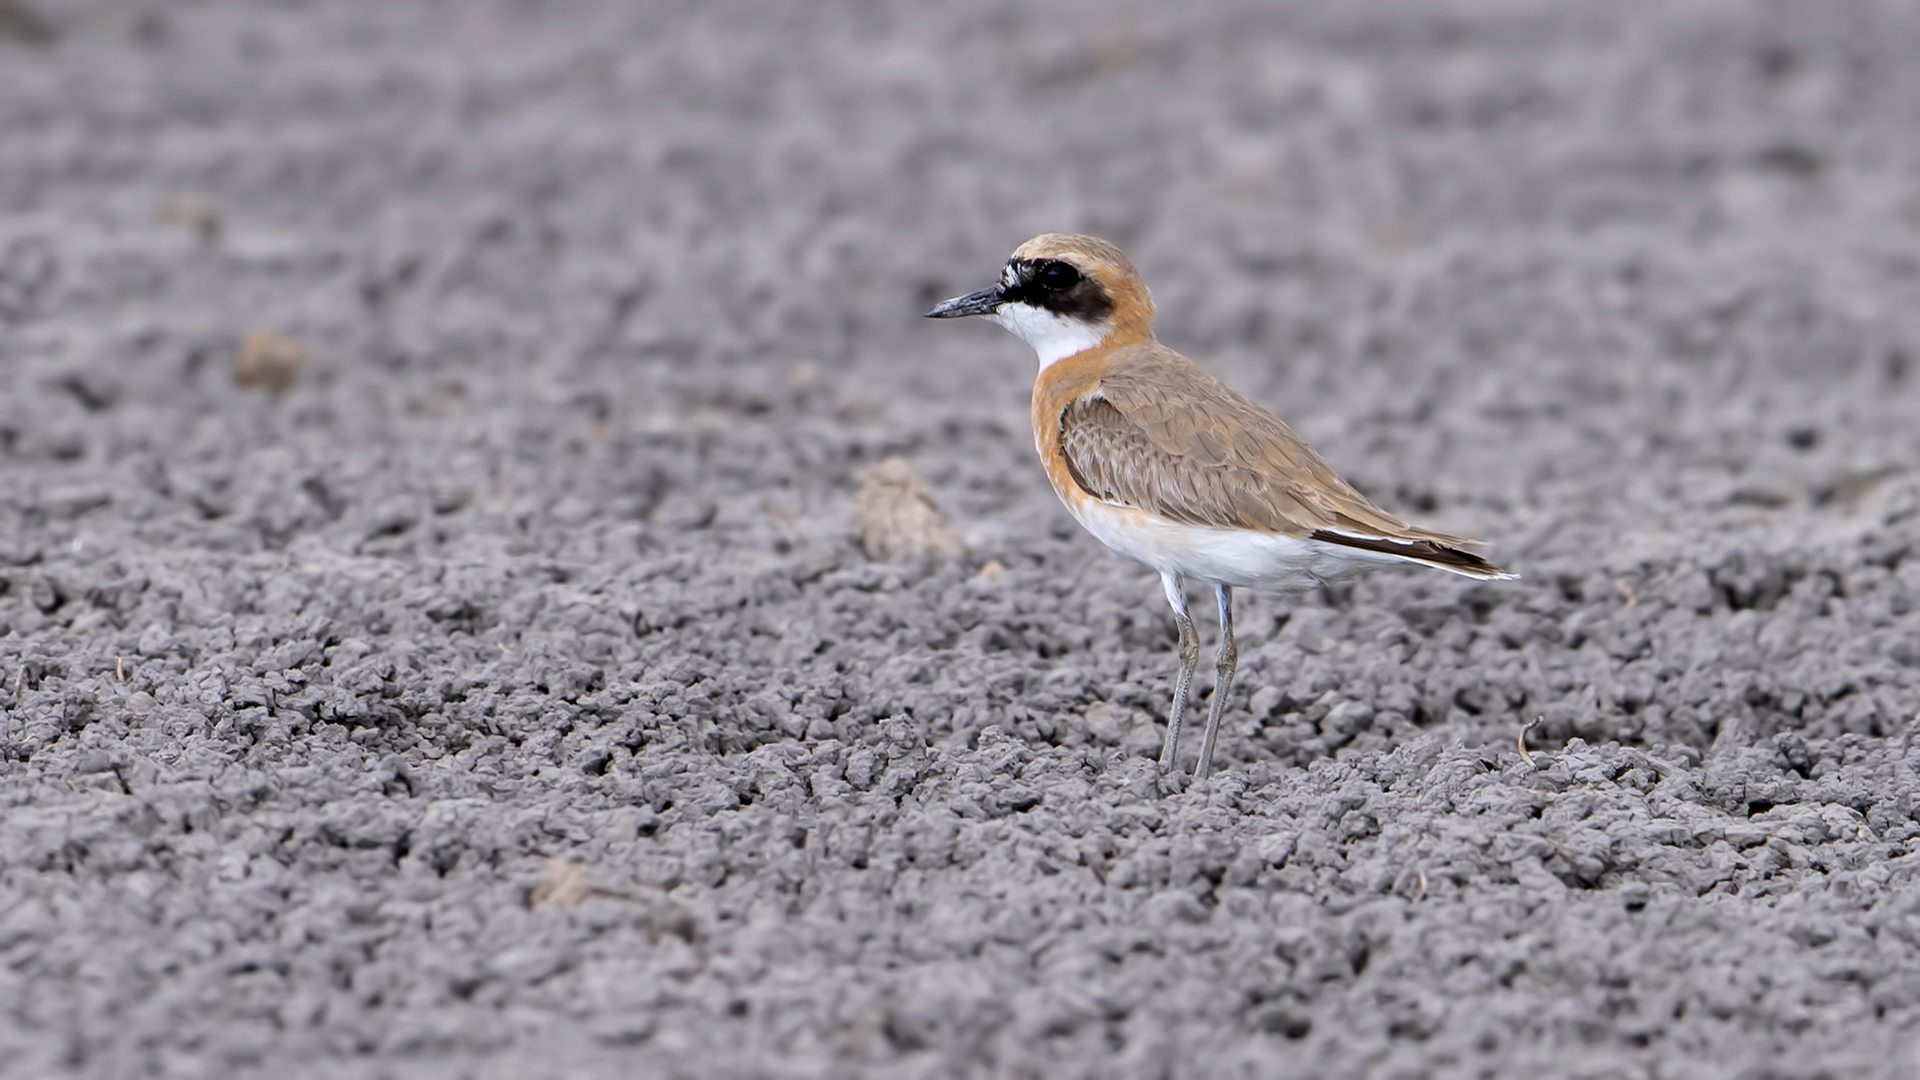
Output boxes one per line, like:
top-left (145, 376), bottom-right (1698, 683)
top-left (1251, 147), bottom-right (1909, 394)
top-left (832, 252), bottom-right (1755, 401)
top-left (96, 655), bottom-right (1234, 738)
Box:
top-left (927, 233), bottom-right (1513, 781)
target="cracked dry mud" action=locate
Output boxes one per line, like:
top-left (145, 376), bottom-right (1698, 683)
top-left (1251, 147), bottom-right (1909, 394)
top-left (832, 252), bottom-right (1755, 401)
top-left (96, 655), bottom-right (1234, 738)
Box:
top-left (4, 2), bottom-right (1920, 1077)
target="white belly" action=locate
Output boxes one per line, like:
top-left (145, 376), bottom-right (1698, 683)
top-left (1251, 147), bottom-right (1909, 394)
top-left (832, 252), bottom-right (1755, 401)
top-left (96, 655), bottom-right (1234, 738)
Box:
top-left (1065, 497), bottom-right (1408, 591)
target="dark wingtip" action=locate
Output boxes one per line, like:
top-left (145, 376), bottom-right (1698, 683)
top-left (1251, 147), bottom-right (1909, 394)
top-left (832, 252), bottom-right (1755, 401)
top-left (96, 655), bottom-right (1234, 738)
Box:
top-left (1308, 529), bottom-right (1512, 579)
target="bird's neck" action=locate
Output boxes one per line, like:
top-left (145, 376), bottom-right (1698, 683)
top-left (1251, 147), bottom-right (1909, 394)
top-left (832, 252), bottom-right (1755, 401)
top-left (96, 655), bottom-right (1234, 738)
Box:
top-left (990, 302), bottom-right (1152, 370)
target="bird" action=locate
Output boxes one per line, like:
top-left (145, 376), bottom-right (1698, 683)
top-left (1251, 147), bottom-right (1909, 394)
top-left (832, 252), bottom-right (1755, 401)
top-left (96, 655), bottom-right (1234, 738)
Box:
top-left (926, 233), bottom-right (1514, 781)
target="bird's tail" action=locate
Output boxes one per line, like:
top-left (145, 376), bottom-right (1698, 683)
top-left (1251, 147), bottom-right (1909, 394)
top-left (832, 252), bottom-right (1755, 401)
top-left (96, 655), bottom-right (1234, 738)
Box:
top-left (1307, 528), bottom-right (1516, 580)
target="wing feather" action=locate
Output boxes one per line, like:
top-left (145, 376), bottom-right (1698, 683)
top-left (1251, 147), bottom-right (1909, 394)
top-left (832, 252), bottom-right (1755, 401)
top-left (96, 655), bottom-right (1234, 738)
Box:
top-left (1058, 343), bottom-right (1481, 553)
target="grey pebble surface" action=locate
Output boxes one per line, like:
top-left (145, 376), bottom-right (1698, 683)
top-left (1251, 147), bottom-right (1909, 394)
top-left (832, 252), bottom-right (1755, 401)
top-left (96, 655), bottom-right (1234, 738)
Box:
top-left (4, 1), bottom-right (1920, 1076)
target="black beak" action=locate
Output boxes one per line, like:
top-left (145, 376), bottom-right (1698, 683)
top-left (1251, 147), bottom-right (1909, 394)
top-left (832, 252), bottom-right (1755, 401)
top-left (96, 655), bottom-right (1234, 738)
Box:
top-left (923, 286), bottom-right (1003, 319)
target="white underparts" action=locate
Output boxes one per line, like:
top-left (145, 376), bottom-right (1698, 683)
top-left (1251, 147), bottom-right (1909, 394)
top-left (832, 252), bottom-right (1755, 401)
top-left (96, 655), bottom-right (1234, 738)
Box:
top-left (1067, 499), bottom-right (1484, 592)
top-left (988, 302), bottom-right (1109, 369)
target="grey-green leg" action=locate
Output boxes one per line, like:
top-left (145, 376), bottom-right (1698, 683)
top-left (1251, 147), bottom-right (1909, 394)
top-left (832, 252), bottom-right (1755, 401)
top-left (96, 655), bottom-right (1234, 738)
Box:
top-left (1195, 584), bottom-right (1237, 781)
top-left (1158, 572), bottom-right (1201, 772)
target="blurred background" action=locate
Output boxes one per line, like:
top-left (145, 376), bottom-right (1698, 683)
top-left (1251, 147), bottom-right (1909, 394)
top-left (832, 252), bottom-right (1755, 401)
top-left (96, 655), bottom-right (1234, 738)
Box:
top-left (5, 0), bottom-right (1919, 746)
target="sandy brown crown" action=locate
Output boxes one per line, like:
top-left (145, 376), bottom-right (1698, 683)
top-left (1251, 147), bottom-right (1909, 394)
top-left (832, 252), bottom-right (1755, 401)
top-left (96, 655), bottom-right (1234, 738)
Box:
top-left (1010, 233), bottom-right (1157, 343)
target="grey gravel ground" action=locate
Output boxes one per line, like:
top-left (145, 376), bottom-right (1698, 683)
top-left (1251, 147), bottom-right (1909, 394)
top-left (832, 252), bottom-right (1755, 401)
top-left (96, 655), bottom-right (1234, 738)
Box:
top-left (5, 1), bottom-right (1920, 1077)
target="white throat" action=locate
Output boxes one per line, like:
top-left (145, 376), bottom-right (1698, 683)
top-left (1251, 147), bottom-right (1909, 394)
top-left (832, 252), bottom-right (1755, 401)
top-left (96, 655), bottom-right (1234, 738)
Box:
top-left (988, 302), bottom-right (1109, 369)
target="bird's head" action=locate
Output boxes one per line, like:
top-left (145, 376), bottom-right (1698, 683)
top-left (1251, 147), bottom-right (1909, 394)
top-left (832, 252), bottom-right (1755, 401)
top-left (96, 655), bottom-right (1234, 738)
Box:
top-left (925, 233), bottom-right (1156, 367)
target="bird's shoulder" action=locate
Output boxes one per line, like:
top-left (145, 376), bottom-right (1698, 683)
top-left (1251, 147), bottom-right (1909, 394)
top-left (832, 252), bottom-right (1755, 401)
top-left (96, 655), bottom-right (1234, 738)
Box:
top-left (1094, 343), bottom-right (1311, 466)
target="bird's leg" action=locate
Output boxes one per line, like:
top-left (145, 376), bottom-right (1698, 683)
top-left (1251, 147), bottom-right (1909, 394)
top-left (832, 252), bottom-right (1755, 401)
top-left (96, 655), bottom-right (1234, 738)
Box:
top-left (1195, 585), bottom-right (1237, 781)
top-left (1159, 572), bottom-right (1200, 772)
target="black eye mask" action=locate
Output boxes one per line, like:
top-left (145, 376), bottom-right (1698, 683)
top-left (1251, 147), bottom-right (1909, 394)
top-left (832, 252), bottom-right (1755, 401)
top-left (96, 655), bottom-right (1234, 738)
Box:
top-left (1001, 259), bottom-right (1114, 322)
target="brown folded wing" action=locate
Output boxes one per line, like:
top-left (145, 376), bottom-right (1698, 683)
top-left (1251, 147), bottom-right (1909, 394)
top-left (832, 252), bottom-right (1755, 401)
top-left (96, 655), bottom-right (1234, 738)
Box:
top-left (1058, 343), bottom-right (1474, 547)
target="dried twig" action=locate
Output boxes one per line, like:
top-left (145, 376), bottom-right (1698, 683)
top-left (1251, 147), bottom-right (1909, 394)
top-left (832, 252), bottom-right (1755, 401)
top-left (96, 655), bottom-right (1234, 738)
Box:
top-left (1518, 717), bottom-right (1542, 769)
top-left (115, 656), bottom-right (126, 684)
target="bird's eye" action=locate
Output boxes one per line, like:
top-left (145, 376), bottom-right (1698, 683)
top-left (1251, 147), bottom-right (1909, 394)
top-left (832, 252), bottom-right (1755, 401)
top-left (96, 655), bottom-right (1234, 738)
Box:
top-left (1039, 261), bottom-right (1079, 290)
